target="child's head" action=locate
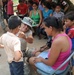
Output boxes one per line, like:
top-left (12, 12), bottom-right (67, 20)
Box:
top-left (8, 15), bottom-right (21, 30)
top-left (64, 11), bottom-right (74, 27)
top-left (32, 2), bottom-right (39, 10)
top-left (55, 4), bottom-right (61, 12)
top-left (21, 17), bottom-right (32, 32)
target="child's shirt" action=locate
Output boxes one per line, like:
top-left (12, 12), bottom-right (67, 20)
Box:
top-left (67, 26), bottom-right (74, 50)
top-left (0, 32), bottom-right (23, 63)
top-left (17, 3), bottom-right (28, 15)
top-left (7, 0), bottom-right (14, 15)
top-left (53, 11), bottom-right (64, 20)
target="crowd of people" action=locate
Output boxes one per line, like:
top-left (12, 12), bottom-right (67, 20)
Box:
top-left (0, 0), bottom-right (74, 75)
top-left (0, 0), bottom-right (70, 38)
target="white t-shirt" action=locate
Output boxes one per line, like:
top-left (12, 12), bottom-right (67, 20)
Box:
top-left (0, 32), bottom-right (23, 63)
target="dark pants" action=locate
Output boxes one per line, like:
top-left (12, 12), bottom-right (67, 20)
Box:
top-left (9, 61), bottom-right (24, 75)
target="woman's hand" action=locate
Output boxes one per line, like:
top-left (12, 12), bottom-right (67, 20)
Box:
top-left (32, 49), bottom-right (39, 56)
top-left (34, 57), bottom-right (43, 63)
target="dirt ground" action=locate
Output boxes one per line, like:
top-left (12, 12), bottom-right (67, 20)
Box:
top-left (0, 25), bottom-right (47, 75)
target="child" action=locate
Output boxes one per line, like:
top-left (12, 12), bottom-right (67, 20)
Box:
top-left (64, 11), bottom-right (74, 75)
top-left (7, 0), bottom-right (14, 18)
top-left (0, 15), bottom-right (24, 75)
top-left (53, 4), bottom-right (64, 21)
top-left (17, 0), bottom-right (28, 19)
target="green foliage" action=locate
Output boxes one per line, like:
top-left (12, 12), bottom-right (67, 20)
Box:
top-left (13, 0), bottom-right (18, 5)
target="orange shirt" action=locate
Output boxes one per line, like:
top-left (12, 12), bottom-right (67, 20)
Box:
top-left (17, 3), bottom-right (28, 15)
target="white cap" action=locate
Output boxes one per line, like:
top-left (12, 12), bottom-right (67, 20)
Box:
top-left (22, 17), bottom-right (33, 28)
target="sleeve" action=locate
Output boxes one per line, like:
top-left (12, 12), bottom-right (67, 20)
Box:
top-left (68, 29), bottom-right (74, 38)
top-left (48, 10), bottom-right (53, 16)
top-left (0, 36), bottom-right (2, 44)
top-left (13, 38), bottom-right (21, 51)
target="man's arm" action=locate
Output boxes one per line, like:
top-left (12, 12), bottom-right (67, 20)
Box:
top-left (14, 51), bottom-right (22, 61)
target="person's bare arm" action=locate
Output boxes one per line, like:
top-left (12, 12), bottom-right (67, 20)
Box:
top-left (25, 35), bottom-right (33, 43)
top-left (29, 10), bottom-right (32, 17)
top-left (18, 31), bottom-right (33, 43)
top-left (14, 51), bottom-right (22, 61)
top-left (35, 39), bottom-right (62, 66)
top-left (38, 10), bottom-right (42, 26)
top-left (0, 37), bottom-right (4, 48)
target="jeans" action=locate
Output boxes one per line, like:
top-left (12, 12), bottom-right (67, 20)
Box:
top-left (9, 61), bottom-right (24, 75)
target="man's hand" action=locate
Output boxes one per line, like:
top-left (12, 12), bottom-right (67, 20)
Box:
top-left (18, 31), bottom-right (26, 39)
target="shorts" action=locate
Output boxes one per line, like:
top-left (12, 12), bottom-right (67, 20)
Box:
top-left (35, 51), bottom-right (65, 75)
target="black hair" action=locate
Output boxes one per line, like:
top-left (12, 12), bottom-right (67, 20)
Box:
top-left (43, 1), bottom-right (51, 9)
top-left (28, 0), bottom-right (33, 5)
top-left (64, 11), bottom-right (74, 21)
top-left (55, 3), bottom-right (62, 8)
top-left (44, 17), bottom-right (63, 31)
top-left (50, 2), bottom-right (57, 9)
top-left (8, 15), bottom-right (21, 29)
top-left (32, 2), bottom-right (39, 6)
top-left (19, 0), bottom-right (24, 3)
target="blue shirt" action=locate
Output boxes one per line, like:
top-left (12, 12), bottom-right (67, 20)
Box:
top-left (42, 9), bottom-right (53, 19)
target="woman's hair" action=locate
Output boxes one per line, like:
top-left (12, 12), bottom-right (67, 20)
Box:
top-left (8, 15), bottom-right (21, 29)
top-left (32, 2), bottom-right (39, 6)
top-left (43, 1), bottom-right (51, 9)
top-left (64, 11), bottom-right (74, 21)
top-left (44, 17), bottom-right (63, 31)
top-left (28, 0), bottom-right (33, 5)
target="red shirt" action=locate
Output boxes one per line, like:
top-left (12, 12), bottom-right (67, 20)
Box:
top-left (68, 26), bottom-right (74, 38)
top-left (7, 0), bottom-right (14, 15)
top-left (17, 3), bottom-right (28, 15)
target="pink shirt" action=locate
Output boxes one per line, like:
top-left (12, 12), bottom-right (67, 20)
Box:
top-left (48, 33), bottom-right (72, 70)
top-left (7, 0), bottom-right (14, 15)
